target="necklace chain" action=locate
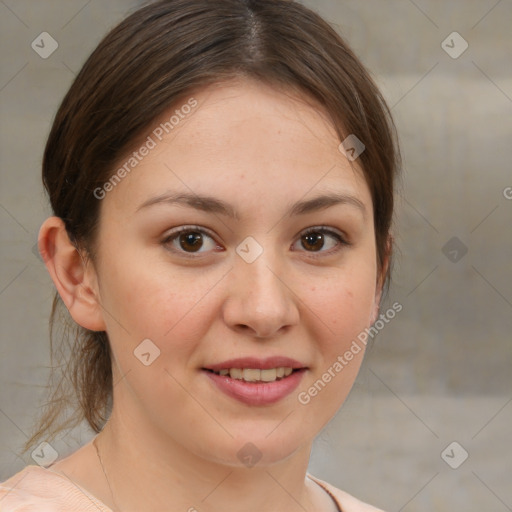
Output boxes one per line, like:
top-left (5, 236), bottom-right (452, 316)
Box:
top-left (93, 436), bottom-right (122, 512)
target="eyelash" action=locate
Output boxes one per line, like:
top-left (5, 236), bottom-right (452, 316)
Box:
top-left (161, 225), bottom-right (349, 260)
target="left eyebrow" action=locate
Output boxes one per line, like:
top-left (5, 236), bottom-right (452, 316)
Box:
top-left (287, 192), bottom-right (366, 218)
top-left (136, 191), bottom-right (366, 219)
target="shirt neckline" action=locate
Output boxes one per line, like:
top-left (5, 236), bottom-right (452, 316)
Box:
top-left (307, 474), bottom-right (343, 511)
top-left (26, 464), bottom-right (114, 511)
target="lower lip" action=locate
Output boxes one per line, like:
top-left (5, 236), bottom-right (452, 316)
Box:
top-left (203, 369), bottom-right (306, 406)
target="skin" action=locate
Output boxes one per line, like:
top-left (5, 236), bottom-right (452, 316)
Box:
top-left (40, 78), bottom-right (387, 512)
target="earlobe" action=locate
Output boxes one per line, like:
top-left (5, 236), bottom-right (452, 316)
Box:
top-left (38, 216), bottom-right (106, 332)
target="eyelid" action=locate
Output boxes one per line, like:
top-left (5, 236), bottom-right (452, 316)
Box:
top-left (299, 225), bottom-right (349, 243)
top-left (163, 224), bottom-right (217, 239)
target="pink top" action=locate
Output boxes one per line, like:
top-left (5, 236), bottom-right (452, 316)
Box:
top-left (0, 465), bottom-right (384, 511)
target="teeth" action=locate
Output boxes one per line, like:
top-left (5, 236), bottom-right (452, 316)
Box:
top-left (260, 368), bottom-right (277, 382)
top-left (230, 368), bottom-right (243, 380)
top-left (213, 367), bottom-right (295, 382)
top-left (242, 368), bottom-right (260, 382)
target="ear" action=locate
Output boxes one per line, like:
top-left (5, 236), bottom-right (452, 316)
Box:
top-left (369, 234), bottom-right (392, 325)
top-left (38, 216), bottom-right (106, 331)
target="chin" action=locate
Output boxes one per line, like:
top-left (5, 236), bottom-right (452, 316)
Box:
top-left (189, 424), bottom-right (312, 469)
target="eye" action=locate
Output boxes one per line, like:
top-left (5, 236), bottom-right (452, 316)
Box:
top-left (292, 226), bottom-right (348, 257)
top-left (162, 225), bottom-right (221, 257)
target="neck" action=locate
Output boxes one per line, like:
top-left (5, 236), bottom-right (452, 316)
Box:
top-left (96, 408), bottom-right (326, 512)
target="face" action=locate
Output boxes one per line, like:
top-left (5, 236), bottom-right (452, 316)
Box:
top-left (90, 78), bottom-right (382, 466)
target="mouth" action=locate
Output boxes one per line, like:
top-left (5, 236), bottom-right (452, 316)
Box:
top-left (204, 366), bottom-right (303, 382)
top-left (202, 357), bottom-right (308, 405)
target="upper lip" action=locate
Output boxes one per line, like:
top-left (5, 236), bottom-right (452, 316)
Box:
top-left (203, 357), bottom-right (307, 372)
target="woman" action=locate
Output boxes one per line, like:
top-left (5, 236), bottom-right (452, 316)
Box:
top-left (0, 0), bottom-right (399, 510)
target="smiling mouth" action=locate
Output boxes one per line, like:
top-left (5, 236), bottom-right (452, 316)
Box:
top-left (204, 367), bottom-right (303, 383)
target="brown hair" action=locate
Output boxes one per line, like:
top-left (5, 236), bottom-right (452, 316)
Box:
top-left (24, 0), bottom-right (400, 453)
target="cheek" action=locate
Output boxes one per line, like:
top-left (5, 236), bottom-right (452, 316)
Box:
top-left (94, 256), bottom-right (221, 425)
top-left (95, 248), bottom-right (220, 365)
top-left (295, 264), bottom-right (376, 427)
top-left (304, 260), bottom-right (378, 346)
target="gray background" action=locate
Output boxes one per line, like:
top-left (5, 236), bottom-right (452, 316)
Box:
top-left (1, 0), bottom-right (511, 510)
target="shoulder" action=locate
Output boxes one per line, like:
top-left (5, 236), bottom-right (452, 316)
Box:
top-left (0, 465), bottom-right (111, 512)
top-left (307, 473), bottom-right (386, 512)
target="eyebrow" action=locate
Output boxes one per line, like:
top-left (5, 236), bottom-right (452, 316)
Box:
top-left (136, 191), bottom-right (366, 219)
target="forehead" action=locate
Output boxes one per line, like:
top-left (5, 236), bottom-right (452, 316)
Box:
top-left (167, 80), bottom-right (344, 169)
top-left (104, 78), bottom-right (373, 217)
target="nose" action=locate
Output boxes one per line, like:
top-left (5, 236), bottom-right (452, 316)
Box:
top-left (222, 250), bottom-right (300, 339)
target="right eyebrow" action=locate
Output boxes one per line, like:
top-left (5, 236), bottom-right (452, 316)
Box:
top-left (137, 191), bottom-right (238, 219)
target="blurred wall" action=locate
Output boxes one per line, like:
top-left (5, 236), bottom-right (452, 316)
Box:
top-left (1, 1), bottom-right (510, 510)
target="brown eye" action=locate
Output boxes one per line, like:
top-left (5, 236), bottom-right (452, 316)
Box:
top-left (163, 226), bottom-right (220, 257)
top-left (293, 227), bottom-right (347, 257)
top-left (302, 232), bottom-right (325, 252)
top-left (178, 231), bottom-right (204, 252)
